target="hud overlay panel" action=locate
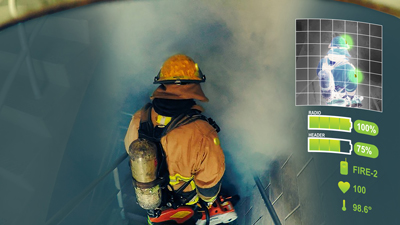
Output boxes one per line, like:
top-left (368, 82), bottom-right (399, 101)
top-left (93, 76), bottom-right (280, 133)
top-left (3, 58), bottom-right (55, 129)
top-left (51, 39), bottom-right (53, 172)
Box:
top-left (295, 19), bottom-right (383, 112)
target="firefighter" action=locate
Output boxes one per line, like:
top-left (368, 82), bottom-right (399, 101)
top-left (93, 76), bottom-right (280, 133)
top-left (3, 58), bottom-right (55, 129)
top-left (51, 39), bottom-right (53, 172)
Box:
top-left (124, 54), bottom-right (228, 224)
top-left (317, 36), bottom-right (363, 107)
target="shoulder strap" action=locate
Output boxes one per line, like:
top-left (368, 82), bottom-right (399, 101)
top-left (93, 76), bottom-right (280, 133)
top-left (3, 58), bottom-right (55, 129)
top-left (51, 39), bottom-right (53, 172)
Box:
top-left (161, 109), bottom-right (209, 137)
top-left (136, 103), bottom-right (170, 189)
top-left (138, 103), bottom-right (156, 141)
top-left (138, 103), bottom-right (220, 140)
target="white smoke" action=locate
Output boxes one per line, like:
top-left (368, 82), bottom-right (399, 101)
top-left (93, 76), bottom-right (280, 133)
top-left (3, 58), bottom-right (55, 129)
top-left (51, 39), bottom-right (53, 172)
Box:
top-left (95, 0), bottom-right (307, 196)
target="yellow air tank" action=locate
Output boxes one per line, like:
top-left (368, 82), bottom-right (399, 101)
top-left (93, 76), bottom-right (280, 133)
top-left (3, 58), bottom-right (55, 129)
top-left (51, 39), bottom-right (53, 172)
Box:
top-left (128, 138), bottom-right (161, 210)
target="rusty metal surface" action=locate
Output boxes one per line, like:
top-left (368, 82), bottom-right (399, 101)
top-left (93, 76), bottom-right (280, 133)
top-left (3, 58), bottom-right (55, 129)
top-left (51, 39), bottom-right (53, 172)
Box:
top-left (336, 0), bottom-right (400, 18)
top-left (0, 0), bottom-right (117, 30)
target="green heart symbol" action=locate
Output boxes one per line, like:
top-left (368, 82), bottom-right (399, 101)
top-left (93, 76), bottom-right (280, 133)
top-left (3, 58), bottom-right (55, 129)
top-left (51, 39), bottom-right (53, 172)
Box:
top-left (338, 181), bottom-right (350, 194)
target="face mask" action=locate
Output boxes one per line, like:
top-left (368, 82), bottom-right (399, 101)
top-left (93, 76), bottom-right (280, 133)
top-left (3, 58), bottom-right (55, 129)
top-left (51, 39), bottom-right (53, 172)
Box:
top-left (328, 53), bottom-right (347, 62)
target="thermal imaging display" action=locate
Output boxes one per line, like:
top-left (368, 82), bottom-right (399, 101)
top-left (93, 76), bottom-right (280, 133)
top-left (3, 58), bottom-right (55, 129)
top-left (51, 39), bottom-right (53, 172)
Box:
top-left (295, 19), bottom-right (383, 112)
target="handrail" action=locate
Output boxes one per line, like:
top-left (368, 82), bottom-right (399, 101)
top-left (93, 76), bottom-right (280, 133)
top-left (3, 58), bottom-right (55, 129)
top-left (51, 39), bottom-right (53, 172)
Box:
top-left (45, 152), bottom-right (129, 225)
top-left (253, 175), bottom-right (282, 225)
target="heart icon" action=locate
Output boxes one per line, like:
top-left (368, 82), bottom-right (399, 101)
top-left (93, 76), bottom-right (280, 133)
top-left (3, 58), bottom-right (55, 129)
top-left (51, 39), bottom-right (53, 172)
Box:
top-left (338, 181), bottom-right (350, 194)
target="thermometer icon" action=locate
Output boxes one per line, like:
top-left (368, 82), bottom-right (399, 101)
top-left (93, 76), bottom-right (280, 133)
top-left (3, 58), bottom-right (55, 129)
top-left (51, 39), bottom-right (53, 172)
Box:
top-left (342, 199), bottom-right (346, 211)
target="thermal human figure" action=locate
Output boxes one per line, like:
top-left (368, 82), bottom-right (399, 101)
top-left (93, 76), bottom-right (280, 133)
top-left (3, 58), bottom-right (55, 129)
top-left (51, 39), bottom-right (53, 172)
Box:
top-left (317, 36), bottom-right (363, 107)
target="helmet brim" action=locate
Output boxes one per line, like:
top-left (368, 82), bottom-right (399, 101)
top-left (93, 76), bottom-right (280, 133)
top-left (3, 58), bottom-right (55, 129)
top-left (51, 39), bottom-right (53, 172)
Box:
top-left (153, 69), bottom-right (206, 84)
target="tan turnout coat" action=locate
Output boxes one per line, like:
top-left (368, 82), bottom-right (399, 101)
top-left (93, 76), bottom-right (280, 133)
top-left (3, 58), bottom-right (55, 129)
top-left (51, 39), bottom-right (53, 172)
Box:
top-left (124, 84), bottom-right (225, 202)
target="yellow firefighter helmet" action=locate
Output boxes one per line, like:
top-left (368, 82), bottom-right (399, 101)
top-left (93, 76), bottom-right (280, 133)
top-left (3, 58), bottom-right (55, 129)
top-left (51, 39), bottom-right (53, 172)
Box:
top-left (154, 54), bottom-right (206, 84)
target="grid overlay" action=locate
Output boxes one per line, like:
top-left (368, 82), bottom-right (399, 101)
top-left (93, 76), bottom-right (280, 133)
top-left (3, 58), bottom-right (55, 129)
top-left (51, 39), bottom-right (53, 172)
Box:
top-left (295, 19), bottom-right (383, 112)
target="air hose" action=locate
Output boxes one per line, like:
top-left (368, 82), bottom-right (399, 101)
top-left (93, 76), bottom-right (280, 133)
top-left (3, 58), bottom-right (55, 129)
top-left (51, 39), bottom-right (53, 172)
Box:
top-left (199, 200), bottom-right (210, 225)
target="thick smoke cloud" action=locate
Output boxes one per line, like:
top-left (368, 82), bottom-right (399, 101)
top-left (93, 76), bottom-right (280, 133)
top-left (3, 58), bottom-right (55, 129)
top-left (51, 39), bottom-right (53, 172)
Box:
top-left (95, 0), bottom-right (305, 196)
